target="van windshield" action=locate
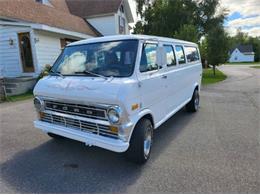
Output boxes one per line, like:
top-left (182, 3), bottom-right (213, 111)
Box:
top-left (51, 40), bottom-right (138, 77)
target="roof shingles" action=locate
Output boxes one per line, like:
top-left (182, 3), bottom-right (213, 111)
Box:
top-left (0, 0), bottom-right (98, 36)
top-left (66, 0), bottom-right (122, 18)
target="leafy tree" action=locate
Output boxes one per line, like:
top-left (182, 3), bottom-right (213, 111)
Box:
top-left (207, 26), bottom-right (229, 74)
top-left (134, 0), bottom-right (226, 43)
top-left (174, 24), bottom-right (199, 42)
top-left (199, 37), bottom-right (208, 67)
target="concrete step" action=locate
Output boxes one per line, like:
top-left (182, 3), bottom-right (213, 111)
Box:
top-left (2, 77), bottom-right (37, 96)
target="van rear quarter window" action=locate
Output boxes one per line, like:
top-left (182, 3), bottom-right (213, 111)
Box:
top-left (185, 46), bottom-right (200, 62)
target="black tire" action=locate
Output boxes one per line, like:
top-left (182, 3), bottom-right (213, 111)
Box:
top-left (47, 133), bottom-right (64, 139)
top-left (186, 88), bottom-right (200, 112)
top-left (125, 118), bottom-right (153, 164)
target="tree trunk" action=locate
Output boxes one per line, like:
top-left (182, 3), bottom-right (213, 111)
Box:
top-left (213, 65), bottom-right (216, 76)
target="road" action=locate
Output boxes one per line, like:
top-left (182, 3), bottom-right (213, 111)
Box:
top-left (0, 65), bottom-right (259, 193)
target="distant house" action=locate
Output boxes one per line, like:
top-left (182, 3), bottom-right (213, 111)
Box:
top-left (229, 44), bottom-right (255, 63)
top-left (66, 0), bottom-right (134, 36)
top-left (0, 0), bottom-right (134, 96)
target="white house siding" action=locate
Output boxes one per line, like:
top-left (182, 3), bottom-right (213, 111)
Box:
top-left (229, 48), bottom-right (255, 62)
top-left (87, 15), bottom-right (116, 36)
top-left (0, 25), bottom-right (37, 77)
top-left (34, 30), bottom-right (62, 72)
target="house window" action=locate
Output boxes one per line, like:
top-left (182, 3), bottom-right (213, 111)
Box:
top-left (119, 16), bottom-right (126, 34)
top-left (35, 0), bottom-right (51, 5)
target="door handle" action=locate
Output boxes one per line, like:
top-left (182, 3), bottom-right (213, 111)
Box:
top-left (162, 75), bottom-right (167, 79)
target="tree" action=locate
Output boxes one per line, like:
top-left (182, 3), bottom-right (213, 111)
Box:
top-left (174, 24), bottom-right (199, 42)
top-left (133, 0), bottom-right (227, 43)
top-left (207, 26), bottom-right (229, 75)
top-left (199, 37), bottom-right (208, 68)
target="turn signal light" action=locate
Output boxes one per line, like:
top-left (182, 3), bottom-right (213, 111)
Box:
top-left (131, 103), bottom-right (139, 111)
top-left (109, 126), bottom-right (119, 133)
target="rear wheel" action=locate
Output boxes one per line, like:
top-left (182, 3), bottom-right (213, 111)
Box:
top-left (126, 118), bottom-right (153, 164)
top-left (186, 88), bottom-right (200, 112)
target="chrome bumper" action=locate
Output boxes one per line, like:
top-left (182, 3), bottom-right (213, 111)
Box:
top-left (34, 120), bottom-right (129, 152)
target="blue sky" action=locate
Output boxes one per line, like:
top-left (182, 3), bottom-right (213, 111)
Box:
top-left (220, 0), bottom-right (260, 37)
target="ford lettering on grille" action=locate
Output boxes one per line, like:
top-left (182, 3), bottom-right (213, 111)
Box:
top-left (45, 100), bottom-right (107, 120)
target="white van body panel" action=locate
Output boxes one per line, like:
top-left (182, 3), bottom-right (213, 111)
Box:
top-left (33, 35), bottom-right (202, 153)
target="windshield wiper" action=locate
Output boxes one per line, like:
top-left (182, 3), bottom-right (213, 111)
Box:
top-left (74, 70), bottom-right (107, 80)
top-left (49, 70), bottom-right (64, 78)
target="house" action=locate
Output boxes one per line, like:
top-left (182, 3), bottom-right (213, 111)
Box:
top-left (0, 0), bottom-right (134, 96)
top-left (229, 44), bottom-right (255, 63)
top-left (65, 0), bottom-right (134, 36)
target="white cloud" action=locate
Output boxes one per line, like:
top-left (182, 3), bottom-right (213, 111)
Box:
top-left (228, 15), bottom-right (260, 28)
top-left (220, 0), bottom-right (260, 17)
top-left (221, 0), bottom-right (260, 37)
top-left (225, 25), bottom-right (260, 37)
top-left (243, 26), bottom-right (260, 37)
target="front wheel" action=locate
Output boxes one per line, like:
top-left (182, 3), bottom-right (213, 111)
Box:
top-left (186, 88), bottom-right (200, 112)
top-left (125, 118), bottom-right (153, 164)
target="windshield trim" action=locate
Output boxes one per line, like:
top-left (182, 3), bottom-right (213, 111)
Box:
top-left (50, 39), bottom-right (139, 78)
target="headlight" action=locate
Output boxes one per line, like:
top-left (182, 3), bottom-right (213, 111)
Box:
top-left (34, 97), bottom-right (44, 111)
top-left (107, 106), bottom-right (122, 124)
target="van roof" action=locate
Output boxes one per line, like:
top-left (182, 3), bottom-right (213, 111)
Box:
top-left (68, 34), bottom-right (198, 47)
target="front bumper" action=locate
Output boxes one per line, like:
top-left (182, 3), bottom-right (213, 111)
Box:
top-left (34, 120), bottom-right (129, 152)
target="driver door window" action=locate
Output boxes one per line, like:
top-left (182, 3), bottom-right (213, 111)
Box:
top-left (140, 43), bottom-right (158, 72)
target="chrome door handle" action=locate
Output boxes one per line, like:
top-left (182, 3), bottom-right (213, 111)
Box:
top-left (162, 75), bottom-right (167, 79)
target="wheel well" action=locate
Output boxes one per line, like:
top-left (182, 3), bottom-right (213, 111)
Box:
top-left (141, 114), bottom-right (154, 128)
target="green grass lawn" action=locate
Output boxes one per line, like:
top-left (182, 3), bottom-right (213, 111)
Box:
top-left (5, 91), bottom-right (33, 102)
top-left (226, 62), bottom-right (260, 65)
top-left (251, 66), bottom-right (260, 69)
top-left (202, 68), bottom-right (227, 85)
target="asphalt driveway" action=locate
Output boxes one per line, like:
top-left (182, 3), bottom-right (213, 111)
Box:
top-left (0, 65), bottom-right (259, 193)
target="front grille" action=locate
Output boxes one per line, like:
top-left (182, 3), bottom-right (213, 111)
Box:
top-left (40, 112), bottom-right (118, 139)
top-left (44, 100), bottom-right (107, 121)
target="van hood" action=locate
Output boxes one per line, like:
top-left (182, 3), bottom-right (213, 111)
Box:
top-left (34, 76), bottom-right (125, 105)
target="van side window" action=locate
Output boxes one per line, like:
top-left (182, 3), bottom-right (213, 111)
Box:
top-left (185, 46), bottom-right (200, 62)
top-left (140, 43), bottom-right (158, 72)
top-left (175, 45), bottom-right (186, 64)
top-left (163, 45), bottom-right (176, 66)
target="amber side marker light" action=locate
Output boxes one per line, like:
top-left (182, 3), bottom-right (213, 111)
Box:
top-left (109, 126), bottom-right (119, 133)
top-left (131, 103), bottom-right (139, 111)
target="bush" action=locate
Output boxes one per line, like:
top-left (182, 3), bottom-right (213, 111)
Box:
top-left (37, 64), bottom-right (51, 81)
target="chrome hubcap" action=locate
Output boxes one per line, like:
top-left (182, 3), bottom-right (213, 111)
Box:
top-left (144, 125), bottom-right (152, 158)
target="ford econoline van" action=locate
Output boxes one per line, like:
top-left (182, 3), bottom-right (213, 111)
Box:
top-left (33, 35), bottom-right (202, 163)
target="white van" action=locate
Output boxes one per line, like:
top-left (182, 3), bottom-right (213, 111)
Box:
top-left (33, 35), bottom-right (202, 163)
